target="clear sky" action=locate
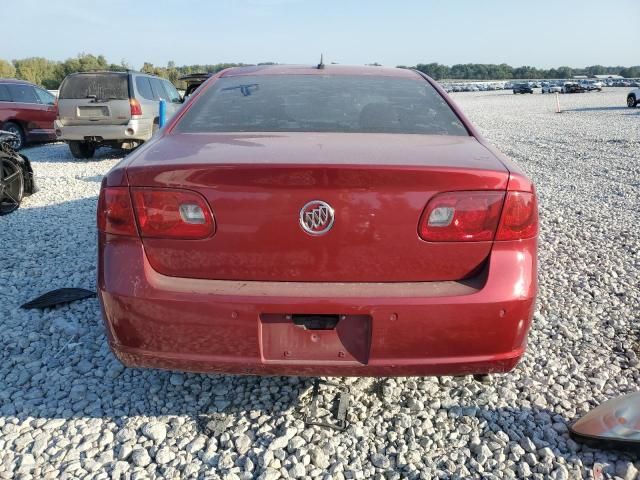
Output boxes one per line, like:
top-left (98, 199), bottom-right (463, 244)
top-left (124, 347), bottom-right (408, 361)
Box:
top-left (4, 0), bottom-right (639, 69)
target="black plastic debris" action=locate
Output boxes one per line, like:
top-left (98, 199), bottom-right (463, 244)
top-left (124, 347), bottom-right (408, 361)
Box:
top-left (21, 288), bottom-right (96, 310)
top-left (303, 379), bottom-right (350, 431)
top-left (0, 131), bottom-right (37, 216)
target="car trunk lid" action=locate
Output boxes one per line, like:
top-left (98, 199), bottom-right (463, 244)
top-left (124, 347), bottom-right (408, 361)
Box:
top-left (126, 132), bottom-right (509, 282)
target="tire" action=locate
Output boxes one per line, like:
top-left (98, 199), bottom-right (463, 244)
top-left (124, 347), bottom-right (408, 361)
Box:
top-left (0, 149), bottom-right (25, 215)
top-left (2, 122), bottom-right (25, 151)
top-left (68, 141), bottom-right (96, 159)
top-left (627, 95), bottom-right (637, 108)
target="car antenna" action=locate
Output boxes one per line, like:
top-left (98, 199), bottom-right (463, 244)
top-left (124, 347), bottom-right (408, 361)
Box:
top-left (317, 54), bottom-right (325, 70)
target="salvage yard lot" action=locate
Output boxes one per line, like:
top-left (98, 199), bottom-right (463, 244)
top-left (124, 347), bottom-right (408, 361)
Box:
top-left (1, 89), bottom-right (638, 479)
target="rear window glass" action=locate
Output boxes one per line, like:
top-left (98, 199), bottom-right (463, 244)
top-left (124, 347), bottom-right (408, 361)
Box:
top-left (59, 74), bottom-right (129, 100)
top-left (175, 75), bottom-right (468, 136)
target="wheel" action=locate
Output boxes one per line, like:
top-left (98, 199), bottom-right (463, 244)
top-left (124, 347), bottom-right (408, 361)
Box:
top-left (0, 152), bottom-right (24, 215)
top-left (152, 121), bottom-right (159, 136)
top-left (68, 141), bottom-right (96, 159)
top-left (627, 95), bottom-right (637, 108)
top-left (2, 122), bottom-right (25, 151)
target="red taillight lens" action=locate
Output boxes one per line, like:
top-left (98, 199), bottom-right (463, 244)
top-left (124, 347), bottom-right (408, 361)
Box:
top-left (495, 191), bottom-right (538, 240)
top-left (131, 188), bottom-right (215, 239)
top-left (97, 187), bottom-right (137, 236)
top-left (130, 98), bottom-right (142, 116)
top-left (419, 191), bottom-right (505, 242)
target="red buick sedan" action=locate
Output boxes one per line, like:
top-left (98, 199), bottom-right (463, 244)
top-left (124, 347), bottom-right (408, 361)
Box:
top-left (97, 65), bottom-right (537, 377)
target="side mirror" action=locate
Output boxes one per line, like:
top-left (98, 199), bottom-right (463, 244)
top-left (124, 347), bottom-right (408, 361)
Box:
top-left (569, 392), bottom-right (640, 452)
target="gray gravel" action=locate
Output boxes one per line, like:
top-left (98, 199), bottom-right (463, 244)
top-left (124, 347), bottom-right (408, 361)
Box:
top-left (0, 88), bottom-right (638, 479)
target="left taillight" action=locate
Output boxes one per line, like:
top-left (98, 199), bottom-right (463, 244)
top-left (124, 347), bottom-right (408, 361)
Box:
top-left (131, 188), bottom-right (215, 239)
top-left (97, 186), bottom-right (137, 236)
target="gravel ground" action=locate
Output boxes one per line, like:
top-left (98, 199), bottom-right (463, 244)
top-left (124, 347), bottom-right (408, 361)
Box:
top-left (1, 88), bottom-right (638, 480)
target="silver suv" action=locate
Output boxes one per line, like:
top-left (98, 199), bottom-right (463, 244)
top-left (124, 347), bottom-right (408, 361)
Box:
top-left (55, 71), bottom-right (182, 158)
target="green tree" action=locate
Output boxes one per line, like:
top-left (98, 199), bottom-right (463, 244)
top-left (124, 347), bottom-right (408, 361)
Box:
top-left (620, 66), bottom-right (640, 78)
top-left (58, 53), bottom-right (109, 77)
top-left (0, 59), bottom-right (16, 78)
top-left (13, 57), bottom-right (58, 86)
top-left (415, 63), bottom-right (450, 80)
top-left (585, 65), bottom-right (607, 76)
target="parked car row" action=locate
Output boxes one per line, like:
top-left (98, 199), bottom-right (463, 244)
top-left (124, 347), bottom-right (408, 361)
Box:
top-left (605, 79), bottom-right (640, 88)
top-left (443, 78), bottom-right (640, 94)
top-left (442, 82), bottom-right (507, 92)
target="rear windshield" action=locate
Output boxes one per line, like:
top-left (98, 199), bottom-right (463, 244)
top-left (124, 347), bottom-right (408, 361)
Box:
top-left (175, 75), bottom-right (468, 136)
top-left (59, 73), bottom-right (129, 100)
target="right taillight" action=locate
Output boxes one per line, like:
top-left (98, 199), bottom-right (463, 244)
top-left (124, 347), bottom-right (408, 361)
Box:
top-left (419, 191), bottom-right (505, 242)
top-left (495, 191), bottom-right (538, 241)
top-left (419, 190), bottom-right (538, 242)
top-left (130, 98), bottom-right (142, 117)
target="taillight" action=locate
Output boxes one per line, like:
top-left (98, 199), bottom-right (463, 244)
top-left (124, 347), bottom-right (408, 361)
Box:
top-left (130, 98), bottom-right (142, 116)
top-left (495, 191), bottom-right (538, 240)
top-left (97, 187), bottom-right (137, 236)
top-left (419, 191), bottom-right (505, 242)
top-left (131, 188), bottom-right (215, 239)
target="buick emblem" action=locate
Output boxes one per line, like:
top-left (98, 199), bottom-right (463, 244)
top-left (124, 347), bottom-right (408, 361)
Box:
top-left (299, 200), bottom-right (334, 236)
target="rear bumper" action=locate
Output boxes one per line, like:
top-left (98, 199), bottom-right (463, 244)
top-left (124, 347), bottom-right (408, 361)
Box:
top-left (98, 234), bottom-right (537, 377)
top-left (54, 119), bottom-right (152, 142)
top-left (25, 128), bottom-right (56, 143)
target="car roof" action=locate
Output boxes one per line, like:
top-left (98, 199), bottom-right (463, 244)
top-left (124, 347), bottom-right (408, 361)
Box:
top-left (65, 70), bottom-right (131, 76)
top-left (63, 70), bottom-right (170, 80)
top-left (179, 73), bottom-right (213, 81)
top-left (0, 78), bottom-right (37, 86)
top-left (219, 64), bottom-right (422, 79)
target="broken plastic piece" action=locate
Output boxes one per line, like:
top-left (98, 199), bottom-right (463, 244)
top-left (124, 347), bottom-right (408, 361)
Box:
top-left (21, 288), bottom-right (96, 310)
top-left (304, 379), bottom-right (350, 431)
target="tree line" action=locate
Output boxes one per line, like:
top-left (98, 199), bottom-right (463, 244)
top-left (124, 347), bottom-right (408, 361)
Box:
top-left (0, 53), bottom-right (255, 90)
top-left (1, 53), bottom-right (638, 89)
